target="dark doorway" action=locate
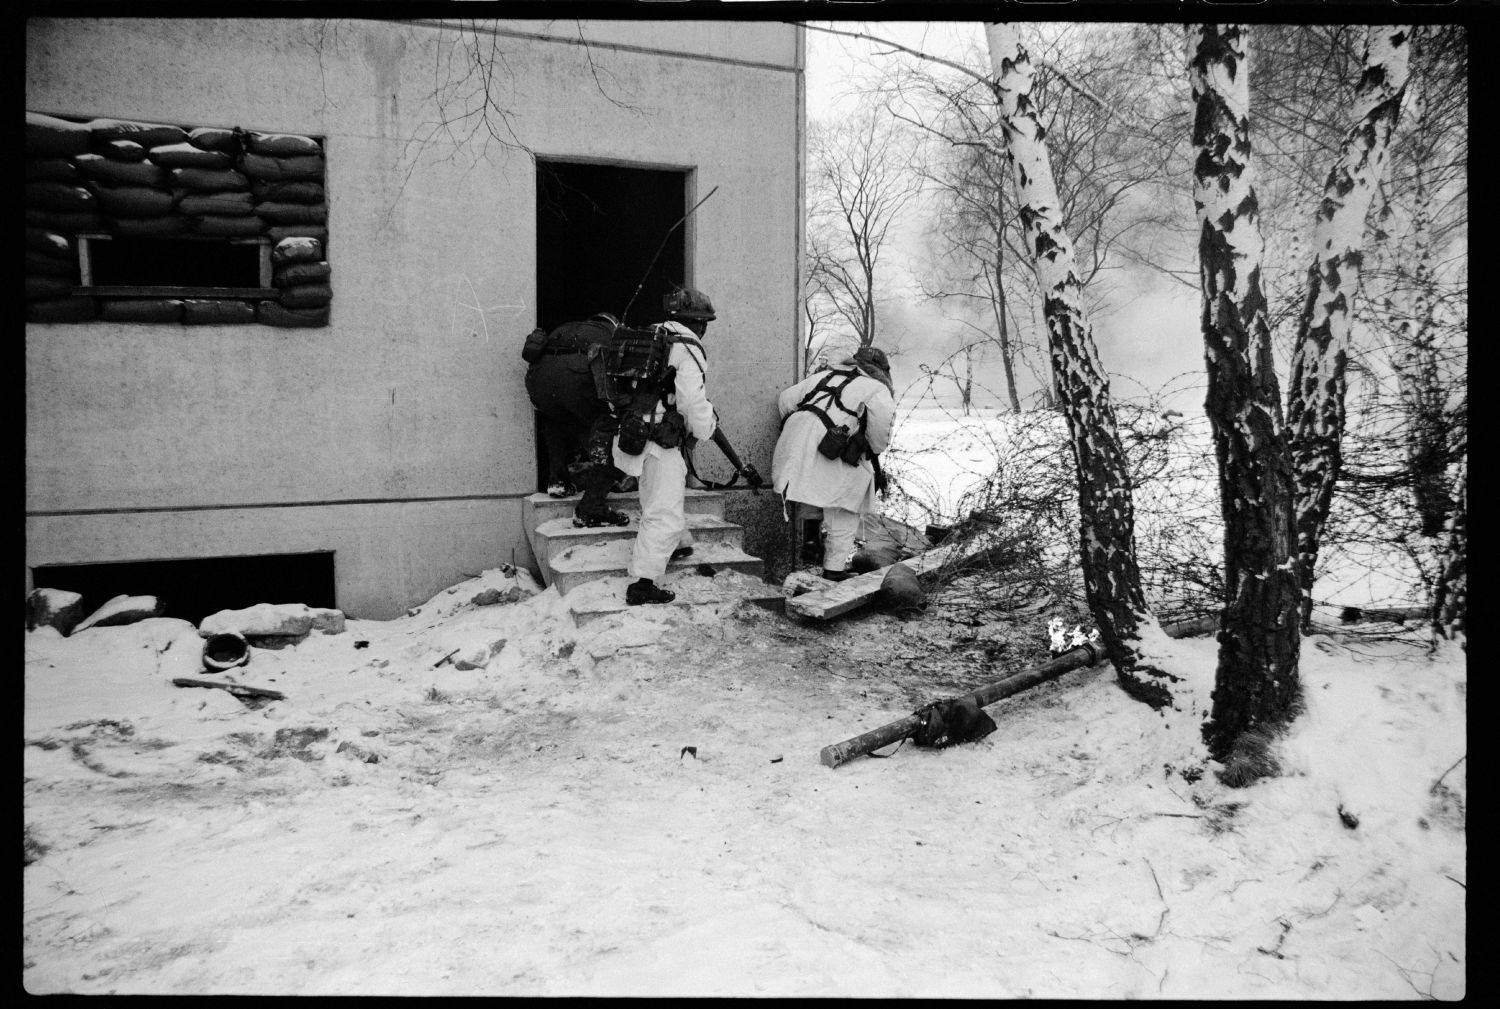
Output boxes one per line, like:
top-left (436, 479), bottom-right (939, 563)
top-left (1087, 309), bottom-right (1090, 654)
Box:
top-left (533, 161), bottom-right (688, 491)
top-left (535, 160), bottom-right (688, 332)
top-left (32, 552), bottom-right (336, 628)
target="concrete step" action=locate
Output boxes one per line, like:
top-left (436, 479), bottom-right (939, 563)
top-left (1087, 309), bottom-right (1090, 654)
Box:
top-left (522, 488), bottom-right (726, 531)
top-left (563, 569), bottom-right (787, 627)
top-left (532, 513), bottom-right (746, 590)
top-left (548, 537), bottom-right (765, 596)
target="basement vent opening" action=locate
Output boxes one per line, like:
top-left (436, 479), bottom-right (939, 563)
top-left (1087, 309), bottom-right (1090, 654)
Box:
top-left (32, 552), bottom-right (336, 628)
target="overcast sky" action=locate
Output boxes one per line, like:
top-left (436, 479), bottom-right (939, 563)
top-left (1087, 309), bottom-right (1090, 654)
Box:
top-left (803, 21), bottom-right (1207, 413)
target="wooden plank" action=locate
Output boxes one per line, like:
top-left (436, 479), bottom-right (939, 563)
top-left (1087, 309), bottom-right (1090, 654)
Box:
top-left (785, 538), bottom-right (975, 620)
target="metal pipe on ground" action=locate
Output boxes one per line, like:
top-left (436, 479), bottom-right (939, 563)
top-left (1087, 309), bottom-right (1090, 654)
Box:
top-left (819, 614), bottom-right (1219, 769)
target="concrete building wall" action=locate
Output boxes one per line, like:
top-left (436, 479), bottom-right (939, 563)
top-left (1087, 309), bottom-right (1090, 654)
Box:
top-left (25, 18), bottom-right (804, 618)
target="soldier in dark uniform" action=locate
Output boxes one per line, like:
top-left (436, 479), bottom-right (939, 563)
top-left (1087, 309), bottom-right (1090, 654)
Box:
top-left (522, 312), bottom-right (631, 527)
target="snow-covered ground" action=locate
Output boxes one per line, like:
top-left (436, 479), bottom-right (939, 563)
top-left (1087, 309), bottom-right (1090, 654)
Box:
top-left (24, 408), bottom-right (1465, 997)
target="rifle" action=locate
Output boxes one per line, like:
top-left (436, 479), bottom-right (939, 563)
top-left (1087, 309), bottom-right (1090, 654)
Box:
top-left (710, 428), bottom-right (764, 489)
top-left (686, 425), bottom-right (764, 491)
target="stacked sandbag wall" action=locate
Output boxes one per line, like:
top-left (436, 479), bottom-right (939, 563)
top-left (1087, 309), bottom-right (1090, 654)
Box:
top-left (25, 111), bottom-right (332, 327)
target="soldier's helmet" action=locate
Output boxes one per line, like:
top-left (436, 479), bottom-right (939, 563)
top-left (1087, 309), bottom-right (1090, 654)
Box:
top-left (663, 288), bottom-right (716, 322)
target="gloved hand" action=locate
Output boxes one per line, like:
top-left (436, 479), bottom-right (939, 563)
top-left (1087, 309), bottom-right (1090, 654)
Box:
top-left (873, 466), bottom-right (889, 497)
top-left (740, 464), bottom-right (765, 489)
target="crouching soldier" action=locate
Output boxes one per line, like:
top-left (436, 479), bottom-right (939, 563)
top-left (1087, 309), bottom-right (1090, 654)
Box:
top-left (771, 345), bottom-right (895, 581)
top-left (522, 311), bottom-right (631, 527)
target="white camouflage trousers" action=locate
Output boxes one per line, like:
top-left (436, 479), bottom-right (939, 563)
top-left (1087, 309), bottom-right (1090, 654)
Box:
top-left (821, 506), bottom-right (860, 573)
top-left (628, 446), bottom-right (694, 580)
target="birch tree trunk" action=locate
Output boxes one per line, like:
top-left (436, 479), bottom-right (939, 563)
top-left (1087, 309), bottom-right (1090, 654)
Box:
top-left (984, 23), bottom-right (1174, 707)
top-left (1285, 25), bottom-right (1412, 630)
top-left (1392, 55), bottom-right (1454, 539)
top-left (1188, 24), bottom-right (1303, 769)
top-left (1431, 453), bottom-right (1466, 648)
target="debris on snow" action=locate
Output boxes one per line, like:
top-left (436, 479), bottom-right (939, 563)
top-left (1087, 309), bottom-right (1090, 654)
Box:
top-left (199, 602), bottom-right (346, 639)
top-left (72, 594), bottom-right (165, 634)
top-left (201, 631), bottom-right (251, 672)
top-left (1048, 617), bottom-right (1100, 655)
top-left (25, 587), bottom-right (86, 636)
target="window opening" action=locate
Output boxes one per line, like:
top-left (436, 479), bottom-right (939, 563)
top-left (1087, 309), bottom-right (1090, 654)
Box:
top-left (78, 235), bottom-right (273, 296)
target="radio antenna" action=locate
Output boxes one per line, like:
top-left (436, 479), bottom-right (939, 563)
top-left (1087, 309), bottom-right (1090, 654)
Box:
top-left (620, 185), bottom-right (720, 325)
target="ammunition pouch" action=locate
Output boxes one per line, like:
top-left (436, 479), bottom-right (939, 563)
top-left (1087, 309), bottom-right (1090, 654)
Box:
top-left (653, 409), bottom-right (688, 449)
top-left (808, 413), bottom-right (867, 466)
top-left (521, 327), bottom-right (549, 364)
top-left (840, 430), bottom-right (869, 466)
top-left (617, 410), bottom-right (650, 456)
top-left (817, 423), bottom-right (850, 461)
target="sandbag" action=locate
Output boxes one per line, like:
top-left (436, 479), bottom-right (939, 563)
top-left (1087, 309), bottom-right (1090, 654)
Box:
top-left (27, 251), bottom-right (76, 278)
top-left (109, 216), bottom-right (187, 238)
top-left (26, 158), bottom-right (78, 182)
top-left (26, 112), bottom-right (92, 157)
top-left (254, 201), bottom-right (327, 224)
top-left (147, 142), bottom-right (232, 169)
top-left (188, 126), bottom-right (242, 152)
top-left (74, 153), bottom-right (168, 186)
top-left (26, 227), bottom-right (72, 258)
top-left (27, 296), bottom-right (98, 323)
top-left (271, 236), bottom-right (323, 265)
top-left (268, 225), bottom-right (328, 244)
top-left (257, 301), bottom-right (329, 327)
top-left (171, 167), bottom-right (250, 192)
top-left (279, 283), bottom-right (332, 308)
top-left (251, 180), bottom-right (324, 204)
top-left (247, 133), bottom-right (321, 157)
top-left (26, 275), bottom-right (74, 300)
top-left (177, 191), bottom-right (254, 216)
top-left (90, 183), bottom-right (175, 217)
top-left (879, 561), bottom-right (926, 615)
top-left (87, 118), bottom-right (188, 149)
top-left (27, 181), bottom-right (97, 213)
top-left (183, 299), bottom-right (256, 325)
top-left (99, 139), bottom-right (148, 162)
top-left (99, 298), bottom-right (184, 323)
top-left (273, 260), bottom-right (331, 287)
top-left (241, 152), bottom-right (324, 181)
top-left (189, 215), bottom-right (267, 237)
top-left (26, 208), bottom-right (104, 234)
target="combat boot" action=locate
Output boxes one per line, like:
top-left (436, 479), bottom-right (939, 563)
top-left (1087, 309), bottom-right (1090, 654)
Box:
top-left (573, 465), bottom-right (629, 527)
top-left (626, 578), bottom-right (676, 605)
